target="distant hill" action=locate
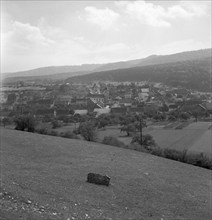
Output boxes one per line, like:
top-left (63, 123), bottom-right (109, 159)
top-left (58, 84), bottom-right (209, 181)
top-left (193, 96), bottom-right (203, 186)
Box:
top-left (92, 48), bottom-right (212, 72)
top-left (67, 57), bottom-right (212, 91)
top-left (3, 64), bottom-right (103, 80)
top-left (2, 48), bottom-right (211, 86)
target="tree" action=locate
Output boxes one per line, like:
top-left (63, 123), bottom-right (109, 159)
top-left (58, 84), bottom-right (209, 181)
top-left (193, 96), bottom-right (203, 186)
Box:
top-left (120, 123), bottom-right (136, 136)
top-left (14, 115), bottom-right (36, 132)
top-left (98, 119), bottom-right (108, 129)
top-left (78, 121), bottom-right (97, 141)
top-left (131, 134), bottom-right (156, 149)
top-left (52, 120), bottom-right (62, 129)
top-left (2, 117), bottom-right (10, 127)
top-left (179, 112), bottom-right (190, 121)
top-left (7, 93), bottom-right (16, 104)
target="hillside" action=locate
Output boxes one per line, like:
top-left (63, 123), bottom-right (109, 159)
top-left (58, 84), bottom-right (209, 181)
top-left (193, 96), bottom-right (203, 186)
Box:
top-left (67, 57), bottom-right (212, 91)
top-left (3, 64), bottom-right (102, 79)
top-left (2, 48), bottom-right (211, 84)
top-left (1, 128), bottom-right (211, 220)
top-left (94, 48), bottom-right (212, 72)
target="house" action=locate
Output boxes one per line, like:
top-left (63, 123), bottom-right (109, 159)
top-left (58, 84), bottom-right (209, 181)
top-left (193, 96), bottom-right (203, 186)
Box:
top-left (55, 95), bottom-right (72, 105)
top-left (94, 107), bottom-right (111, 116)
top-left (198, 102), bottom-right (212, 114)
top-left (32, 98), bottom-right (54, 107)
top-left (128, 107), bottom-right (144, 114)
top-left (0, 92), bottom-right (7, 104)
top-left (71, 98), bottom-right (87, 105)
top-left (119, 98), bottom-right (133, 107)
top-left (168, 103), bottom-right (178, 111)
top-left (87, 93), bottom-right (104, 103)
top-left (87, 98), bottom-right (104, 111)
top-left (74, 109), bottom-right (88, 115)
top-left (138, 88), bottom-right (149, 102)
top-left (124, 92), bottom-right (132, 99)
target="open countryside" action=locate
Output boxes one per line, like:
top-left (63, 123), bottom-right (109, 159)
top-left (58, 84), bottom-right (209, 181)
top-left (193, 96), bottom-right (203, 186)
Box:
top-left (1, 1), bottom-right (212, 218)
top-left (50, 121), bottom-right (212, 157)
top-left (1, 128), bottom-right (211, 220)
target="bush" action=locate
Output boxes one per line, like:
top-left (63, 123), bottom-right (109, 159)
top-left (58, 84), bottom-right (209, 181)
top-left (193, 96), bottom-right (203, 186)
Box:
top-left (102, 136), bottom-right (126, 148)
top-left (186, 153), bottom-right (212, 169)
top-left (35, 127), bottom-right (48, 135)
top-left (48, 130), bottom-right (58, 136)
top-left (151, 148), bottom-right (212, 170)
top-left (60, 131), bottom-right (79, 139)
top-left (163, 148), bottom-right (187, 162)
top-left (35, 122), bottom-right (51, 135)
top-left (150, 147), bottom-right (164, 157)
top-left (52, 120), bottom-right (63, 129)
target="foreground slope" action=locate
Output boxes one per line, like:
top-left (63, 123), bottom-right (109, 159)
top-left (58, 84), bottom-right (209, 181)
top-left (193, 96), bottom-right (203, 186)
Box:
top-left (0, 129), bottom-right (211, 220)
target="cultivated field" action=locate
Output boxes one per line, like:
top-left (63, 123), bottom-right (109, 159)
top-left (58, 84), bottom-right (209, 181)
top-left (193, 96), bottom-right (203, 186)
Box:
top-left (96, 121), bottom-right (212, 157)
top-left (0, 128), bottom-right (212, 219)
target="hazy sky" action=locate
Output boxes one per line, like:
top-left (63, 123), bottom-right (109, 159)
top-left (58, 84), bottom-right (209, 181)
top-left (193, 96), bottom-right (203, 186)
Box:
top-left (1, 0), bottom-right (211, 73)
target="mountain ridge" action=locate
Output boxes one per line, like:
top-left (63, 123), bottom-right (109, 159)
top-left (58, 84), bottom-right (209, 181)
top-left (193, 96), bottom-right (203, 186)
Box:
top-left (3, 48), bottom-right (211, 81)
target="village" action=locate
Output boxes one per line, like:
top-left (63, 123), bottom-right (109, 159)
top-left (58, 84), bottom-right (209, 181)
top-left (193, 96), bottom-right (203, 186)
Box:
top-left (1, 80), bottom-right (212, 120)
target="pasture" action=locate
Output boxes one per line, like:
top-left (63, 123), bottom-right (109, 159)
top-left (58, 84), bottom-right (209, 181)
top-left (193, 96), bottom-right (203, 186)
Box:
top-left (96, 121), bottom-right (212, 157)
top-left (1, 128), bottom-right (211, 219)
top-left (46, 121), bottom-right (212, 157)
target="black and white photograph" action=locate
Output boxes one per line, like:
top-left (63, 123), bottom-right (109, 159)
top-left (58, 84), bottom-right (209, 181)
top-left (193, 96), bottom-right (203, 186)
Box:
top-left (0, 0), bottom-right (212, 219)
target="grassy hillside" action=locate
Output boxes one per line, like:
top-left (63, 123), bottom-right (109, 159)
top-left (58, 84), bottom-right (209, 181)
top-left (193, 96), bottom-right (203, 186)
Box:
top-left (67, 57), bottom-right (211, 91)
top-left (1, 128), bottom-right (211, 219)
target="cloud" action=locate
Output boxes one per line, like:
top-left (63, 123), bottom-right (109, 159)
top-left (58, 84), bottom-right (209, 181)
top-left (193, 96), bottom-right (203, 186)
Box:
top-left (85, 6), bottom-right (120, 30)
top-left (115, 1), bottom-right (208, 27)
top-left (2, 21), bottom-right (55, 56)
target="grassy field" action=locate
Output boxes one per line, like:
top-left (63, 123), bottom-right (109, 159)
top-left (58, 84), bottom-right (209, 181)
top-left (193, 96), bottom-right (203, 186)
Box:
top-left (1, 128), bottom-right (212, 220)
top-left (96, 122), bottom-right (212, 157)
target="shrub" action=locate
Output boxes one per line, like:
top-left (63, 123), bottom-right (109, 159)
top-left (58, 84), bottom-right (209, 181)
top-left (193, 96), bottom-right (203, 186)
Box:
top-left (1, 117), bottom-right (11, 127)
top-left (150, 147), bottom-right (164, 157)
top-left (163, 148), bottom-right (187, 162)
top-left (35, 127), bottom-right (48, 135)
top-left (35, 122), bottom-right (51, 135)
top-left (186, 153), bottom-right (212, 169)
top-left (52, 120), bottom-right (63, 129)
top-left (48, 130), bottom-right (58, 136)
top-left (60, 131), bottom-right (79, 139)
top-left (102, 136), bottom-right (126, 148)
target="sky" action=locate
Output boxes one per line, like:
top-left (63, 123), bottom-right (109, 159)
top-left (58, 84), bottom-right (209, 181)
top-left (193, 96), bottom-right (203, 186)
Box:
top-left (1, 0), bottom-right (211, 73)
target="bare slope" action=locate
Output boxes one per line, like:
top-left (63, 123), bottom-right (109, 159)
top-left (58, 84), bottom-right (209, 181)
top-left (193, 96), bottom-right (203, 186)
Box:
top-left (0, 128), bottom-right (211, 220)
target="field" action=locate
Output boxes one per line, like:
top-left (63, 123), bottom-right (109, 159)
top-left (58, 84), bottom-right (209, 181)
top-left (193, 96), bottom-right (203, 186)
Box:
top-left (46, 121), bottom-right (212, 157)
top-left (1, 128), bottom-right (212, 220)
top-left (96, 122), bottom-right (212, 157)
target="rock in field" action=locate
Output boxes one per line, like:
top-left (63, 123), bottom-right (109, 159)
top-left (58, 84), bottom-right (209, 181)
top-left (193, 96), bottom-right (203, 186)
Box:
top-left (87, 173), bottom-right (110, 186)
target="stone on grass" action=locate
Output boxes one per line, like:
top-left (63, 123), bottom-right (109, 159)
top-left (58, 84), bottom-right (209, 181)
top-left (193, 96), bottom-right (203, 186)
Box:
top-left (87, 173), bottom-right (110, 186)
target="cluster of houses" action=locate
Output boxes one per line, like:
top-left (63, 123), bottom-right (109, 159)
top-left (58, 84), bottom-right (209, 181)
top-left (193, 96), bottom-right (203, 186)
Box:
top-left (1, 81), bottom-right (212, 119)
